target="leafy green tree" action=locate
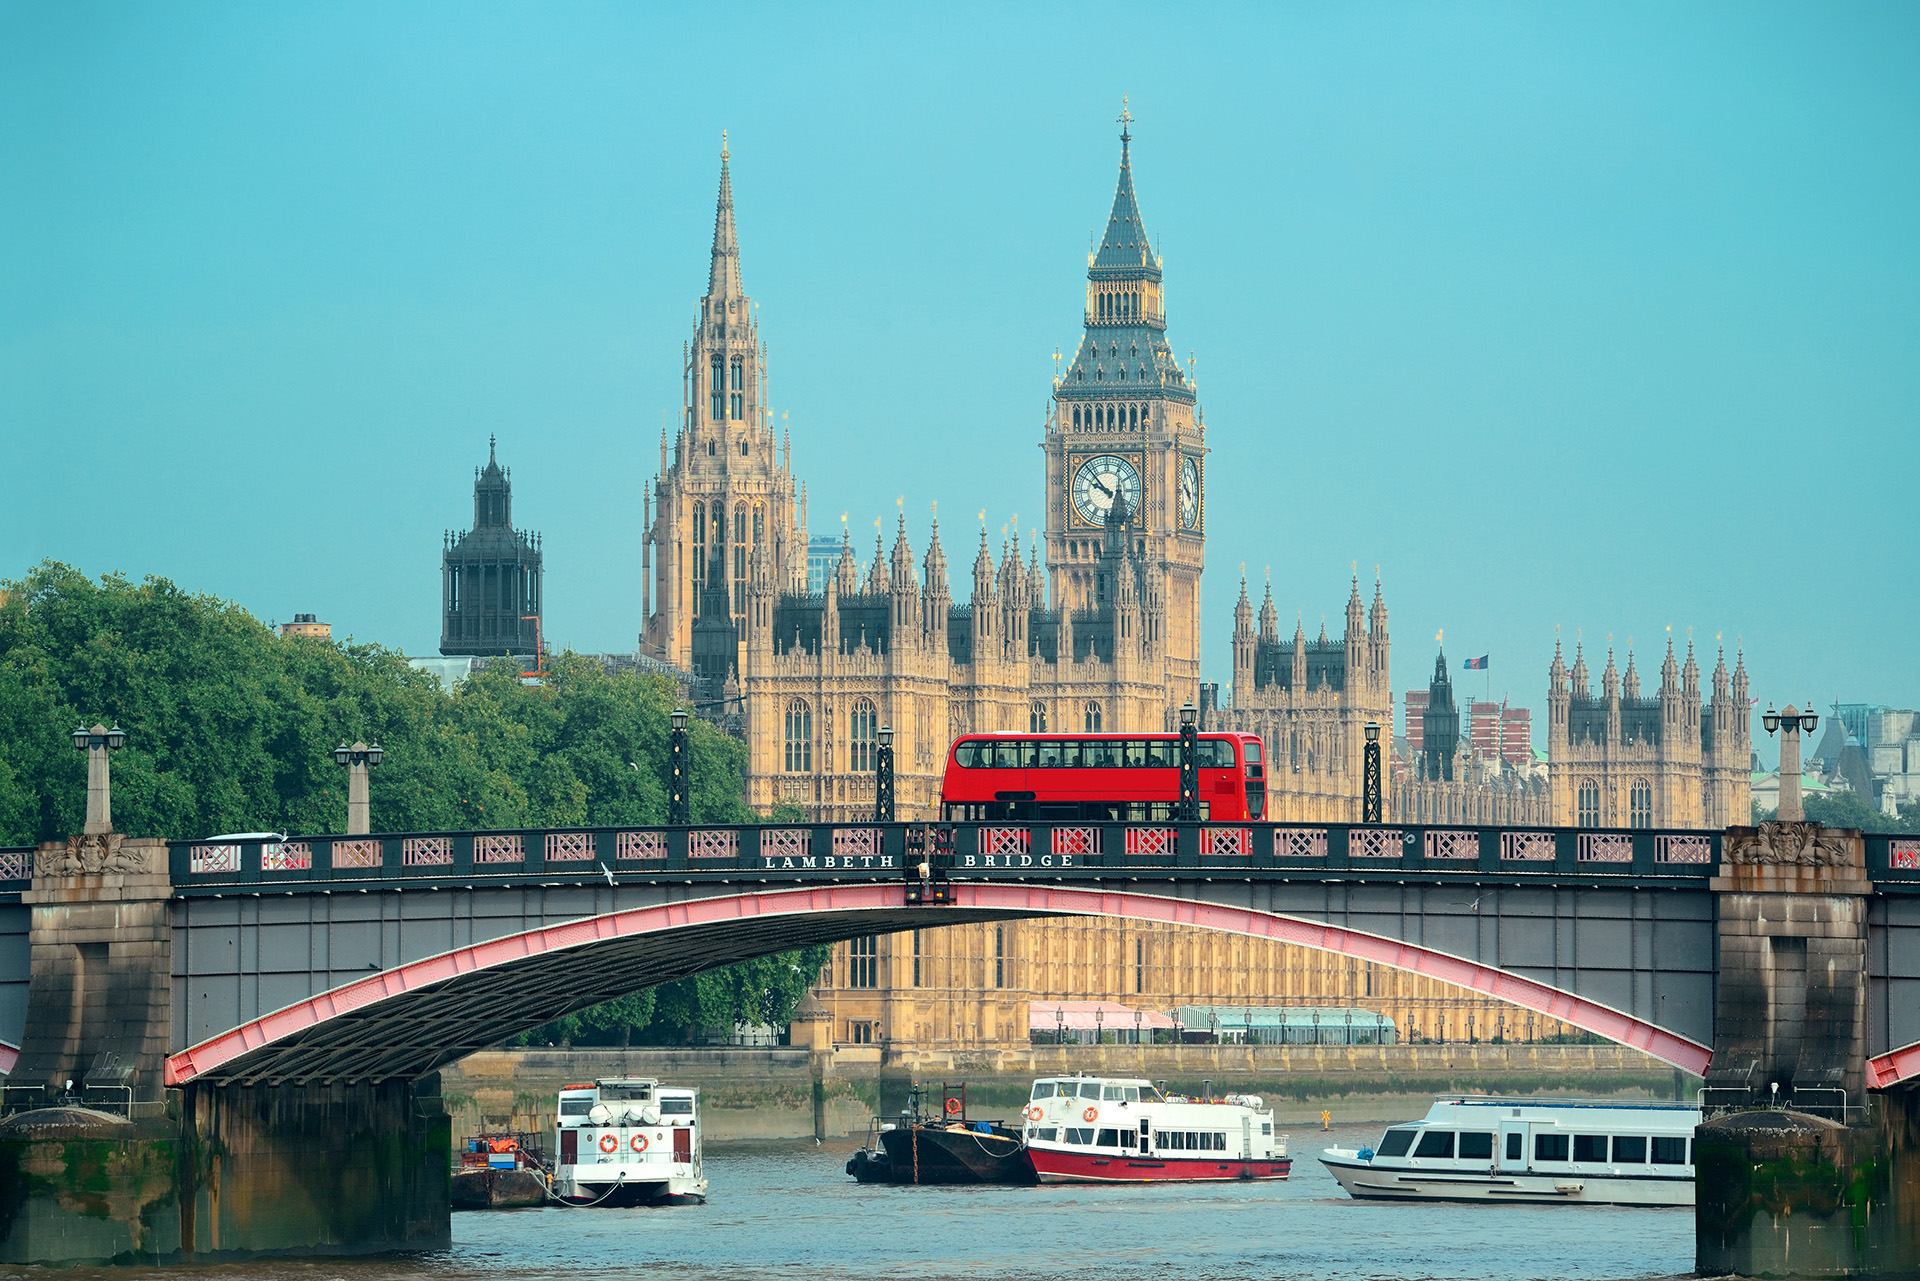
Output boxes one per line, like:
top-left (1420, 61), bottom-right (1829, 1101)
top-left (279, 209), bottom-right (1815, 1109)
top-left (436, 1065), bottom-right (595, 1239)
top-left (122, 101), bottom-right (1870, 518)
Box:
top-left (1754, 790), bottom-right (1920, 834)
top-left (0, 560), bottom-right (815, 1042)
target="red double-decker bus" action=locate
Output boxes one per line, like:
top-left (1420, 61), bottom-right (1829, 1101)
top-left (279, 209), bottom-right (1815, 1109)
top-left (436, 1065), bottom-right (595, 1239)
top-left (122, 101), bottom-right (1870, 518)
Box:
top-left (941, 732), bottom-right (1267, 822)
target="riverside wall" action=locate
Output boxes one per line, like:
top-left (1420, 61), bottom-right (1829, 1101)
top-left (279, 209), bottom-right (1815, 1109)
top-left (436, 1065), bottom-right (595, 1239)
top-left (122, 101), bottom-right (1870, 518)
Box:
top-left (441, 1042), bottom-right (1691, 1142)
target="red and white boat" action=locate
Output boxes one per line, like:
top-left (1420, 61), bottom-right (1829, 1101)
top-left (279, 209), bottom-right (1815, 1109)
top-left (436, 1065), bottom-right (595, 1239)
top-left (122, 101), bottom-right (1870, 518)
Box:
top-left (1020, 1075), bottom-right (1290, 1183)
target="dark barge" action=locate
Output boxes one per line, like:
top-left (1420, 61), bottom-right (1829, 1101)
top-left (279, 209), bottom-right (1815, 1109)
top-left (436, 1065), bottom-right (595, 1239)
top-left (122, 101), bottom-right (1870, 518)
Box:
top-left (845, 1083), bottom-right (1034, 1185)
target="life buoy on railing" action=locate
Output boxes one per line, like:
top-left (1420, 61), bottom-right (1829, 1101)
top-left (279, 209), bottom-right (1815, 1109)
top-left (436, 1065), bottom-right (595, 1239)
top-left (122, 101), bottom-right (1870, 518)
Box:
top-left (945, 1097), bottom-right (963, 1115)
top-left (598, 1133), bottom-right (618, 1153)
top-left (1025, 1106), bottom-right (1043, 1122)
top-left (1083, 1106), bottom-right (1099, 1123)
top-left (630, 1134), bottom-right (648, 1153)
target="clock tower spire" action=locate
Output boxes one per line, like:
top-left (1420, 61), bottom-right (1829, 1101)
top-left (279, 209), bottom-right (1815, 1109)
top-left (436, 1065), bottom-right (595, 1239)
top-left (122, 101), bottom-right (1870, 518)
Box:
top-left (1045, 106), bottom-right (1207, 706)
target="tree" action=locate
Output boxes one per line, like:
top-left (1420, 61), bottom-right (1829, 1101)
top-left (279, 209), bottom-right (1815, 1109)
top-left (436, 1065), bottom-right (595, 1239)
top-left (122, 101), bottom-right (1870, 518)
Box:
top-left (1754, 790), bottom-right (1920, 835)
top-left (1, 561), bottom-right (817, 1046)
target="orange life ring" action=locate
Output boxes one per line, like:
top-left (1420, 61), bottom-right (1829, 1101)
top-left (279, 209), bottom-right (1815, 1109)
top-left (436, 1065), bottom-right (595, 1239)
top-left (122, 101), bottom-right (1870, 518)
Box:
top-left (630, 1134), bottom-right (648, 1153)
top-left (1083, 1106), bottom-right (1098, 1122)
top-left (945, 1097), bottom-right (963, 1115)
top-left (1023, 1106), bottom-right (1042, 1122)
top-left (598, 1133), bottom-right (617, 1153)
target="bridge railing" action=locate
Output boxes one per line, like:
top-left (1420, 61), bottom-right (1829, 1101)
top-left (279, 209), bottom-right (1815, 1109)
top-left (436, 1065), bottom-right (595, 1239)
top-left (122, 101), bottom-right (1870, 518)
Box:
top-left (165, 821), bottom-right (1727, 893)
top-left (0, 846), bottom-right (31, 893)
top-left (1865, 833), bottom-right (1920, 885)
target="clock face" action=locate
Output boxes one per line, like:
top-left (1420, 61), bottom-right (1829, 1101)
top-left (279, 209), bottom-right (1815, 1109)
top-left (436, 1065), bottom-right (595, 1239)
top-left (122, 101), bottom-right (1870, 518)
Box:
top-left (1070, 454), bottom-right (1143, 526)
top-left (1178, 456), bottom-right (1200, 530)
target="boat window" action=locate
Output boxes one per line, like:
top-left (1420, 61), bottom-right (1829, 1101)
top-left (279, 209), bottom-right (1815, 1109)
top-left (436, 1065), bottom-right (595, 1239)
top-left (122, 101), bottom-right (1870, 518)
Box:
top-left (1612, 1136), bottom-right (1647, 1164)
top-left (1573, 1135), bottom-right (1608, 1162)
top-left (1034, 1128), bottom-right (1057, 1142)
top-left (1650, 1136), bottom-right (1687, 1165)
top-left (560, 1099), bottom-right (592, 1116)
top-left (1102, 1085), bottom-right (1126, 1100)
top-left (660, 1098), bottom-right (694, 1115)
top-left (1506, 1132), bottom-right (1523, 1161)
top-left (1535, 1133), bottom-right (1570, 1161)
top-left (1412, 1130), bottom-right (1454, 1159)
top-left (1031, 1082), bottom-right (1057, 1100)
top-left (1122, 1086), bottom-right (1140, 1102)
top-left (1376, 1129), bottom-right (1416, 1158)
top-left (1261, 1123), bottom-right (1272, 1135)
top-left (1457, 1132), bottom-right (1494, 1160)
top-left (1064, 1127), bottom-right (1094, 1145)
top-left (1141, 1085), bottom-right (1165, 1103)
top-left (1096, 1128), bottom-right (1121, 1147)
top-left (1079, 1082), bottom-right (1103, 1099)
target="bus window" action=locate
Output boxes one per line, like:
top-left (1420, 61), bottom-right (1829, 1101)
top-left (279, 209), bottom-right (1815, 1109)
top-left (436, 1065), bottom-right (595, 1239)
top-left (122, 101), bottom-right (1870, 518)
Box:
top-left (1087, 741), bottom-right (1119, 768)
top-left (1036, 741), bottom-right (1063, 768)
top-left (1121, 740), bottom-right (1149, 768)
top-left (1144, 740), bottom-right (1173, 768)
top-left (955, 742), bottom-right (982, 768)
top-left (1057, 741), bottom-right (1083, 767)
top-left (992, 742), bottom-right (1023, 768)
top-left (1244, 741), bottom-right (1262, 765)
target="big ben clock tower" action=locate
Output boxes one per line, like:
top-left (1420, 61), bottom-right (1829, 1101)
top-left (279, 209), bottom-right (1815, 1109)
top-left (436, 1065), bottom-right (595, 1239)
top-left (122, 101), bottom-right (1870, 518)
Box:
top-left (1045, 104), bottom-right (1206, 705)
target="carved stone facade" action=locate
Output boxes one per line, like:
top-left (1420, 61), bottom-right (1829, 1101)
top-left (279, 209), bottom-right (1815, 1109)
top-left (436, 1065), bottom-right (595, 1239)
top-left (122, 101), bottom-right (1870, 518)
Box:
top-left (1393, 648), bottom-right (1550, 826)
top-left (1547, 639), bottom-right (1751, 830)
top-left (641, 132), bottom-right (1210, 822)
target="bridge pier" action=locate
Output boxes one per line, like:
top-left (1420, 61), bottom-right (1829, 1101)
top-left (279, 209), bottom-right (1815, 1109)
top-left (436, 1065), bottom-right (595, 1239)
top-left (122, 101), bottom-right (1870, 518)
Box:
top-left (177, 1078), bottom-right (449, 1259)
top-left (1697, 821), bottom-right (1920, 1277)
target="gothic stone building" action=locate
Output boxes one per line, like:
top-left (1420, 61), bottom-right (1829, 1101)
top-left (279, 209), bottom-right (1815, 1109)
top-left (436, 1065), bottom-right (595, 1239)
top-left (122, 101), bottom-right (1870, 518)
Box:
top-left (441, 437), bottom-right (543, 657)
top-left (642, 126), bottom-right (1218, 821)
top-left (639, 129), bottom-right (1577, 1054)
top-left (1547, 638), bottom-right (1751, 829)
top-left (1395, 648), bottom-right (1549, 826)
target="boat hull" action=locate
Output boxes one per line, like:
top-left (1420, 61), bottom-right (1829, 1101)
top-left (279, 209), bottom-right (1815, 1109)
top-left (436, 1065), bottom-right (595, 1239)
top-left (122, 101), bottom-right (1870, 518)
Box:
top-left (872, 1124), bottom-right (1035, 1185)
top-left (1318, 1153), bottom-right (1691, 1206)
top-left (1028, 1147), bottom-right (1291, 1184)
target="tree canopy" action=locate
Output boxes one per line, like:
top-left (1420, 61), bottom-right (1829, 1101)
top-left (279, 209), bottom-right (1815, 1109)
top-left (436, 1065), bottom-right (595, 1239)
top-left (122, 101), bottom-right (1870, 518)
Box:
top-left (1755, 789), bottom-right (1920, 834)
top-left (0, 560), bottom-right (816, 1043)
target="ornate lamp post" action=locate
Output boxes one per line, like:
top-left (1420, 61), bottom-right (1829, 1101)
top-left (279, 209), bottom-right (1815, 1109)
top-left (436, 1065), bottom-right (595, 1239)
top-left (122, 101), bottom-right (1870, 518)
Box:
top-left (875, 723), bottom-right (895, 822)
top-left (1762, 703), bottom-right (1819, 822)
top-left (71, 723), bottom-right (128, 835)
top-left (332, 741), bottom-right (383, 835)
top-left (1178, 703), bottom-right (1199, 822)
top-left (1362, 720), bottom-right (1382, 822)
top-left (668, 709), bottom-right (690, 825)
top-left (1055, 1006), bottom-right (1066, 1045)
top-left (1094, 1006), bottom-right (1105, 1046)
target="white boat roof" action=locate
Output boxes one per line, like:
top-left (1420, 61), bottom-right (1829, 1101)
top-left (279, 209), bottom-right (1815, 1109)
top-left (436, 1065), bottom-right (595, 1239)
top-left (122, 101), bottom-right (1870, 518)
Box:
top-left (1403, 1097), bottom-right (1699, 1124)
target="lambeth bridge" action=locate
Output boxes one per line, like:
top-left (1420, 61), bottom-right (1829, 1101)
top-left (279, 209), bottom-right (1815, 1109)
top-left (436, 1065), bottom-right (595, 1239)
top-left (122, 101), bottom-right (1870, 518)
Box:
top-left (1, 816), bottom-right (1918, 1266)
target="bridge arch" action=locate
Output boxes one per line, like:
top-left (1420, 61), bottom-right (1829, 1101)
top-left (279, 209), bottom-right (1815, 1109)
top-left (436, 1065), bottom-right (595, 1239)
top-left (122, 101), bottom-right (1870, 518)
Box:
top-left (166, 882), bottom-right (1711, 1087)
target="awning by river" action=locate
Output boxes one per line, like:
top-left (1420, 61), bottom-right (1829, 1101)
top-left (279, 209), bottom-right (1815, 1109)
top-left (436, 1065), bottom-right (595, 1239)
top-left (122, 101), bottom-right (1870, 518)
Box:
top-left (1029, 1001), bottom-right (1178, 1044)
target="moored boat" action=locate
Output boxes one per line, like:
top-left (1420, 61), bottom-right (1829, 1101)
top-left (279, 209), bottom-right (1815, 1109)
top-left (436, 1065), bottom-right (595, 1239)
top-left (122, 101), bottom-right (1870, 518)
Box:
top-left (845, 1083), bottom-right (1032, 1185)
top-left (1020, 1075), bottom-right (1290, 1183)
top-left (1318, 1096), bottom-right (1700, 1206)
top-left (553, 1077), bottom-right (707, 1206)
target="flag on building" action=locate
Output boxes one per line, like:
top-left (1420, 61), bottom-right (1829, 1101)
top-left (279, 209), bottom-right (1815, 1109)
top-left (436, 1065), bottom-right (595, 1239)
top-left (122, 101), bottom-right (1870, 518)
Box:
top-left (1463, 655), bottom-right (1489, 670)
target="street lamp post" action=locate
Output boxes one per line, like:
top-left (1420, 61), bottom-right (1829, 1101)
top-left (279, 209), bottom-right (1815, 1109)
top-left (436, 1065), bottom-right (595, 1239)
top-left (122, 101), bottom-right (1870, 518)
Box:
top-left (1178, 703), bottom-right (1199, 822)
top-left (331, 740), bottom-right (384, 835)
top-left (1762, 703), bottom-right (1820, 822)
top-left (668, 709), bottom-right (690, 825)
top-left (1362, 721), bottom-right (1382, 823)
top-left (1055, 1006), bottom-right (1066, 1045)
top-left (875, 724), bottom-right (895, 822)
top-left (71, 723), bottom-right (128, 835)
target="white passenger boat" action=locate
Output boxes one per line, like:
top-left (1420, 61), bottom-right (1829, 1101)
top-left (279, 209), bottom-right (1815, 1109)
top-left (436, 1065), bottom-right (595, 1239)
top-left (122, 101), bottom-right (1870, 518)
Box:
top-left (1022, 1075), bottom-right (1290, 1183)
top-left (1319, 1097), bottom-right (1699, 1206)
top-left (553, 1077), bottom-right (707, 1206)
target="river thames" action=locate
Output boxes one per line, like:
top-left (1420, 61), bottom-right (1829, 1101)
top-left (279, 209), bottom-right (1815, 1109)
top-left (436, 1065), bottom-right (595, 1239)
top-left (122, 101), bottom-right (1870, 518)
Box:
top-left (5, 1124), bottom-right (1695, 1281)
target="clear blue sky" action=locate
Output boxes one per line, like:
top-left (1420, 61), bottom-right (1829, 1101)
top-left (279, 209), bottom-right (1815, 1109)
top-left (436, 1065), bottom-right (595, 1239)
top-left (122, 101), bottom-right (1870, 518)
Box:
top-left (4, 3), bottom-right (1916, 759)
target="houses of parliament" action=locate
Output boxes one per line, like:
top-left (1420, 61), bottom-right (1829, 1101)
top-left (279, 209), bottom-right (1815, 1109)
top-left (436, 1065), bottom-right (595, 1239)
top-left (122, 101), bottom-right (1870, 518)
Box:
top-left (616, 121), bottom-right (1624, 1053)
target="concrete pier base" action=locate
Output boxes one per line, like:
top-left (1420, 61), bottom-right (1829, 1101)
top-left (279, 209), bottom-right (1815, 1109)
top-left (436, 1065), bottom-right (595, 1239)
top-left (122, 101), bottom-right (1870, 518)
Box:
top-left (178, 1077), bottom-right (450, 1259)
top-left (1696, 1097), bottom-right (1920, 1279)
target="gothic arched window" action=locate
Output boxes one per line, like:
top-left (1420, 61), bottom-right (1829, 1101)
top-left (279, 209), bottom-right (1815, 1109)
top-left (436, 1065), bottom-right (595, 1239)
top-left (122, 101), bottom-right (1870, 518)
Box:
top-left (1630, 780), bottom-right (1653, 829)
top-left (1029, 702), bottom-right (1047, 733)
top-left (784, 700), bottom-right (813, 773)
top-left (729, 359), bottom-right (744, 419)
top-left (1577, 780), bottom-right (1601, 827)
top-left (752, 505), bottom-right (764, 543)
top-left (1084, 702), bottom-right (1103, 732)
top-left (848, 698), bottom-right (878, 773)
top-left (1072, 406), bottom-right (1081, 429)
top-left (709, 354), bottom-right (724, 420)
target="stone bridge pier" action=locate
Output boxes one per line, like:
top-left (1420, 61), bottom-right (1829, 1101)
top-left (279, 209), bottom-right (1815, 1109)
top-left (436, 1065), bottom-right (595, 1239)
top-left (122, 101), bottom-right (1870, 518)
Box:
top-left (0, 835), bottom-right (448, 1264)
top-left (1696, 820), bottom-right (1920, 1277)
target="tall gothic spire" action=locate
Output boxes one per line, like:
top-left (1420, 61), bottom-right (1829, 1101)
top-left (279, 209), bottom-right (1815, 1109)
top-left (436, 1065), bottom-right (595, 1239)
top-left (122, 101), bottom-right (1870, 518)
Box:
top-left (1096, 100), bottom-right (1153, 272)
top-left (708, 132), bottom-right (744, 300)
